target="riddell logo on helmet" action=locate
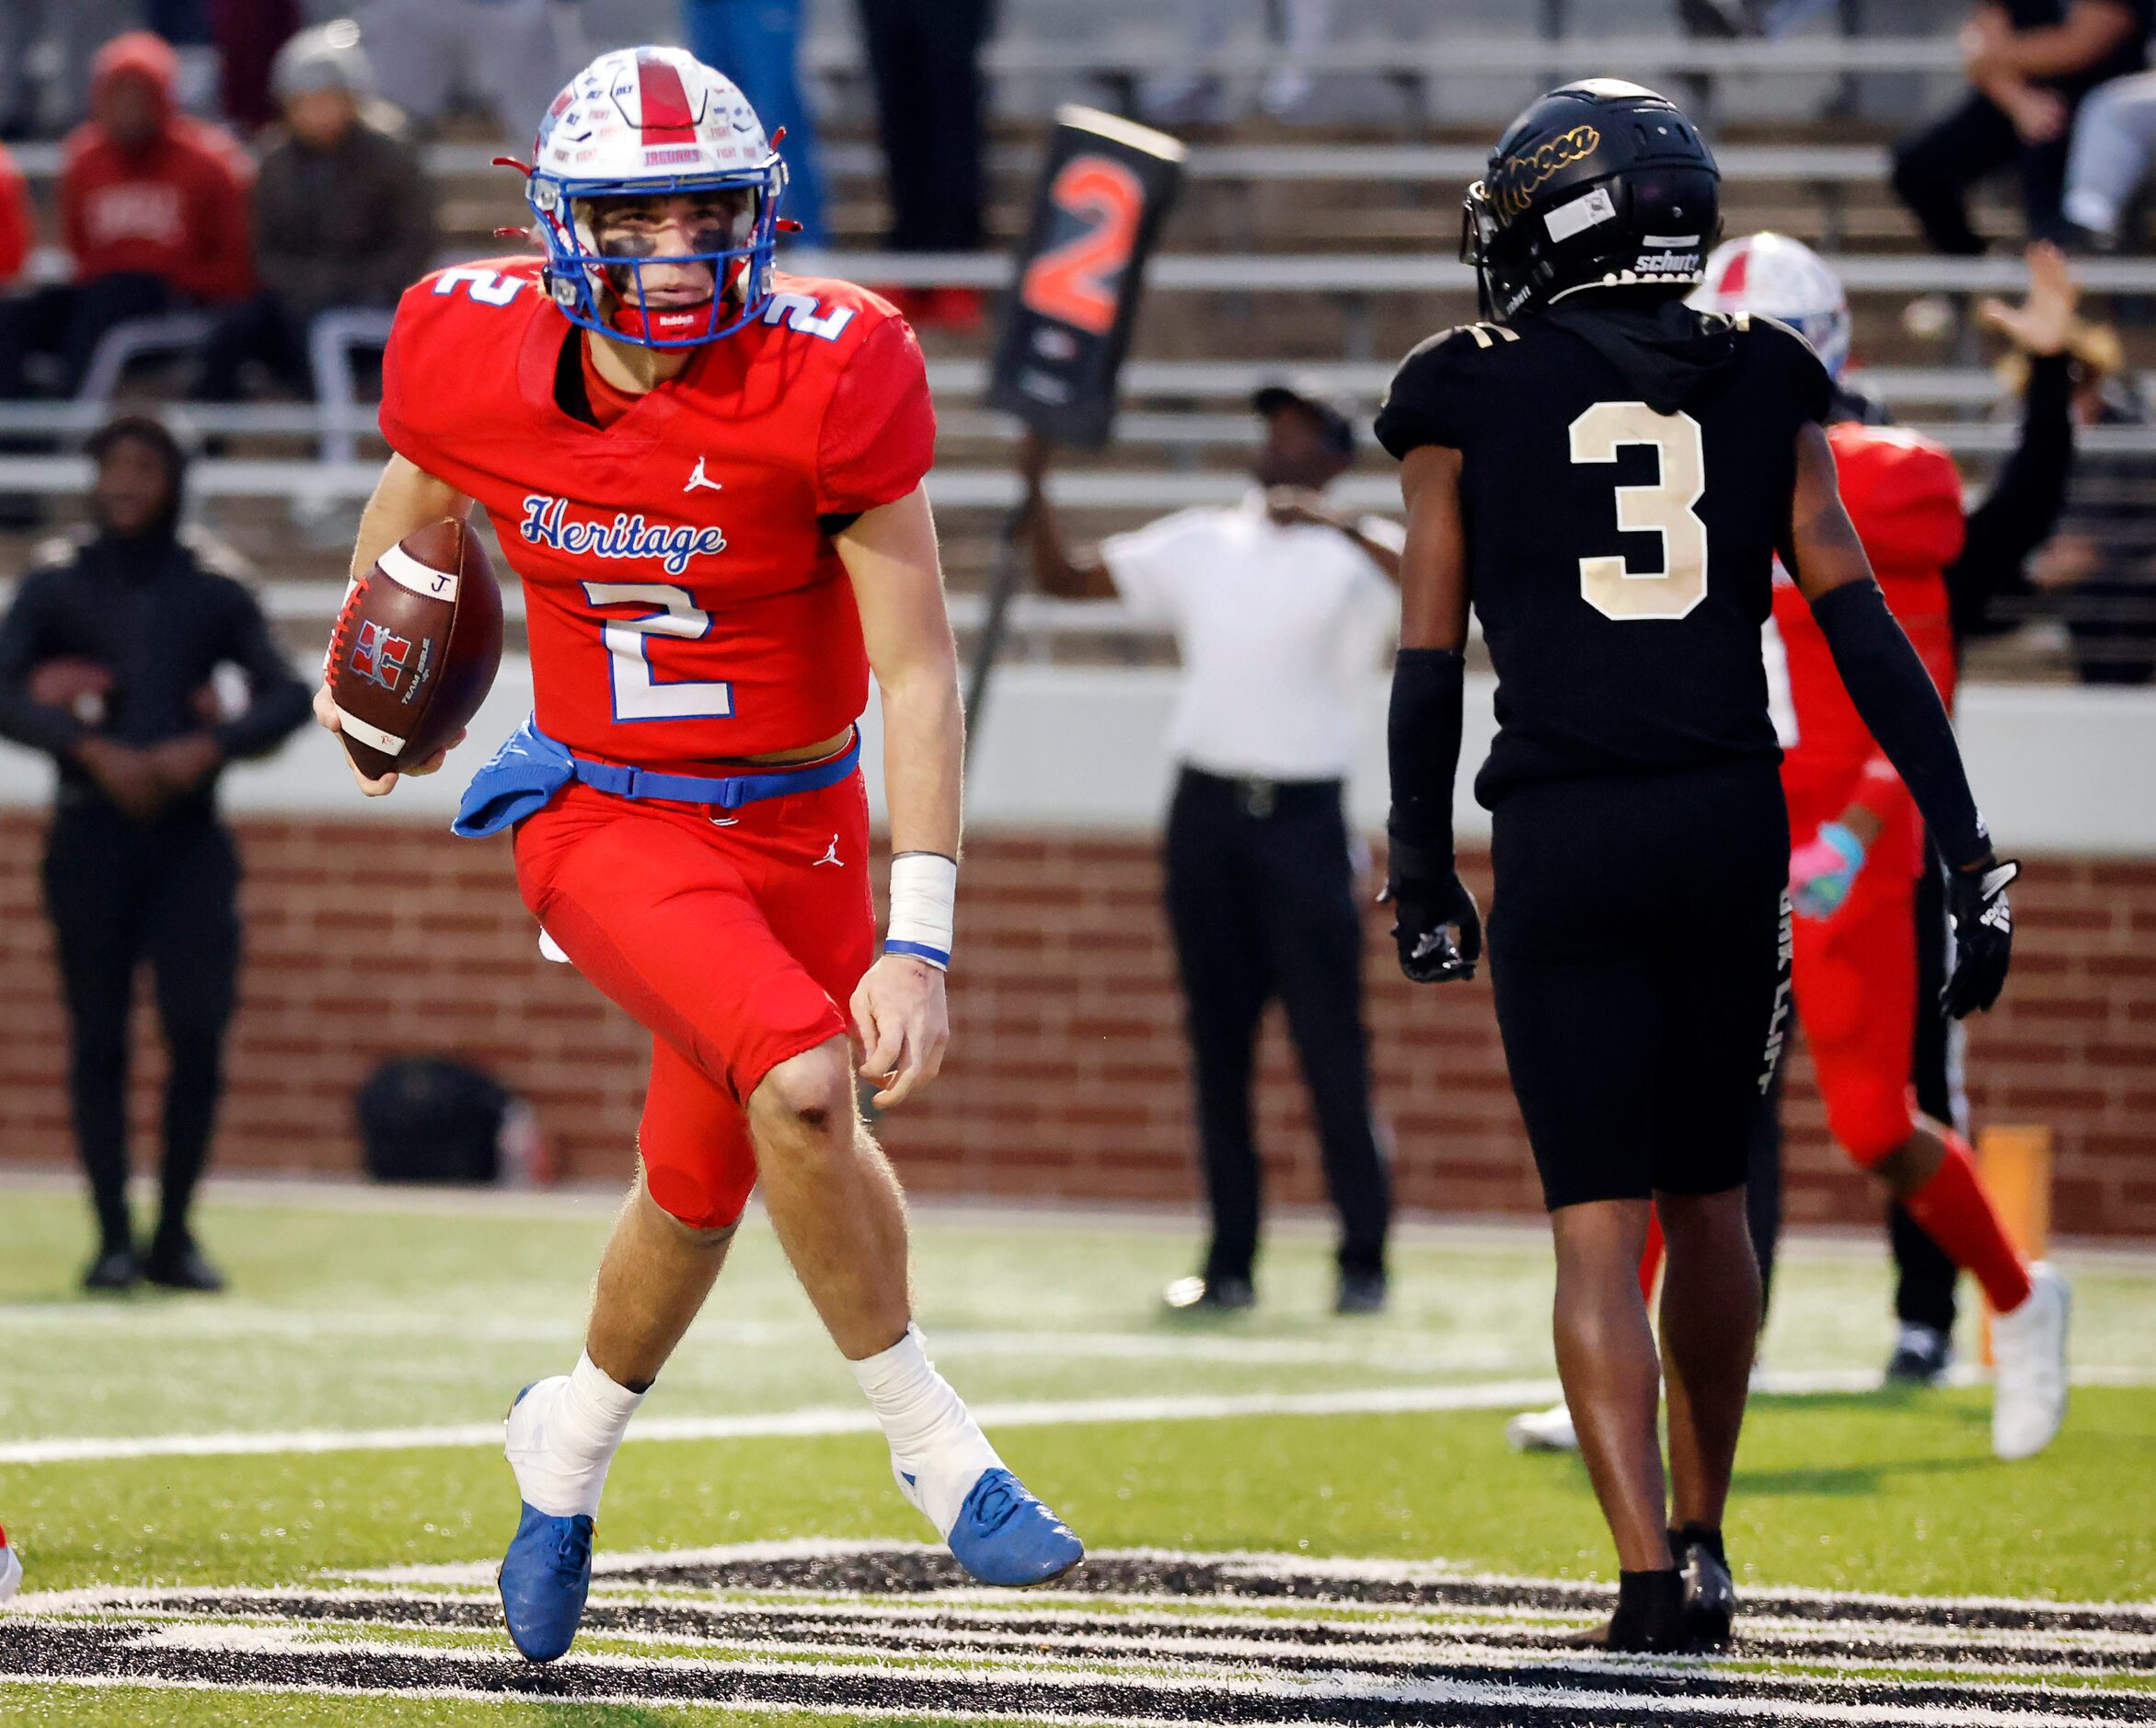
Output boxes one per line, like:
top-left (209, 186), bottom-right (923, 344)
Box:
top-left (1493, 124), bottom-right (1600, 219)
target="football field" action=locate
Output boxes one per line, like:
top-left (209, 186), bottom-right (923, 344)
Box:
top-left (2, 1178), bottom-right (2152, 1725)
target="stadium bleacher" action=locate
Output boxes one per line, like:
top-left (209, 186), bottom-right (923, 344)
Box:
top-left (0, 8), bottom-right (2146, 688)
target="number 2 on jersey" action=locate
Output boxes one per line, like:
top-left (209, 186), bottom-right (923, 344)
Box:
top-left (1567, 402), bottom-right (1709, 621)
top-left (581, 582), bottom-right (733, 721)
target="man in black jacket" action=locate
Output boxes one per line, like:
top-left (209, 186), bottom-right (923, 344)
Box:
top-left (0, 417), bottom-right (312, 1292)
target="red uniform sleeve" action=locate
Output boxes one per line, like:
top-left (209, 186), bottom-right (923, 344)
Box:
top-left (377, 282), bottom-right (437, 469)
top-left (0, 148), bottom-right (29, 284)
top-left (815, 314), bottom-right (936, 516)
top-left (1831, 426), bottom-right (1966, 576)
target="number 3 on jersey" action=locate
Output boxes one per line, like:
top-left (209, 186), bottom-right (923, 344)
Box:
top-left (1568, 401), bottom-right (1709, 621)
top-left (581, 582), bottom-right (734, 721)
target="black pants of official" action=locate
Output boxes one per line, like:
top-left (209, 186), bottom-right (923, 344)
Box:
top-left (854, 0), bottom-right (994, 251)
top-left (1163, 768), bottom-right (1389, 1284)
top-left (42, 804), bottom-right (240, 1255)
top-left (1891, 89), bottom-right (2073, 255)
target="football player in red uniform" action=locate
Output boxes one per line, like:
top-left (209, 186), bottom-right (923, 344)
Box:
top-left (314, 47), bottom-right (1081, 1664)
top-left (1712, 234), bottom-right (2070, 1461)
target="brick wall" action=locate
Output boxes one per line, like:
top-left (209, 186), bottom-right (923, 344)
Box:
top-left (0, 810), bottom-right (2149, 1236)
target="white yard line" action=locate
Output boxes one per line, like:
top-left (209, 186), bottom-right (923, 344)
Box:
top-left (6, 1366), bottom-right (2153, 1468)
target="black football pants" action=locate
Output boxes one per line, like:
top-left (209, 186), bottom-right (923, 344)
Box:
top-left (1164, 767), bottom-right (1390, 1284)
top-left (43, 804), bottom-right (240, 1254)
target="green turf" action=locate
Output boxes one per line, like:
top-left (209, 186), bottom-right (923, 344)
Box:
top-left (0, 1181), bottom-right (2150, 1723)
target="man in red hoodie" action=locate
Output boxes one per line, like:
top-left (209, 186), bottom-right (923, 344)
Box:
top-left (0, 32), bottom-right (251, 398)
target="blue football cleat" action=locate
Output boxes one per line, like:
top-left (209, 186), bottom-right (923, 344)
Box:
top-left (498, 1500), bottom-right (594, 1663)
top-left (943, 1468), bottom-right (1084, 1587)
top-left (498, 1381), bottom-right (594, 1663)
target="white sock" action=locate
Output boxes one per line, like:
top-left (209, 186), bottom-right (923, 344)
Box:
top-left (507, 1351), bottom-right (645, 1519)
top-left (849, 1323), bottom-right (1001, 1538)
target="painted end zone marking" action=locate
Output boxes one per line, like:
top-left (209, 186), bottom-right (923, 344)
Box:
top-left (4, 1546), bottom-right (2151, 1728)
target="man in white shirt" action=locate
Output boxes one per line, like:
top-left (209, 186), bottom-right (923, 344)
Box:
top-left (1018, 386), bottom-right (1401, 1314)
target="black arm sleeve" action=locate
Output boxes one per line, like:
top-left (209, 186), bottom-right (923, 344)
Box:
top-left (1949, 351), bottom-right (2075, 644)
top-left (1386, 647), bottom-right (1465, 870)
top-left (1810, 580), bottom-right (1990, 869)
top-left (211, 583), bottom-right (314, 760)
top-left (0, 569), bottom-right (88, 757)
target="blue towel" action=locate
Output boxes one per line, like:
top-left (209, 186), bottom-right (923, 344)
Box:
top-left (452, 718), bottom-right (578, 838)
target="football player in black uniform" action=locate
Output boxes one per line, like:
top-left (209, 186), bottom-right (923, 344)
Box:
top-left (1376, 80), bottom-right (2020, 1653)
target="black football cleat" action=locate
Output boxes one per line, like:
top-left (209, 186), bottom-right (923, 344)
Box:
top-left (1162, 1273), bottom-right (1255, 1313)
top-left (1334, 1271), bottom-right (1389, 1316)
top-left (1884, 1322), bottom-right (1953, 1388)
top-left (1562, 1568), bottom-right (1689, 1653)
top-left (1673, 1526), bottom-right (1736, 1651)
top-left (81, 1246), bottom-right (142, 1293)
top-left (143, 1238), bottom-right (227, 1293)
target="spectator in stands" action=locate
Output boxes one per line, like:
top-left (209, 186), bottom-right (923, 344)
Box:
top-left (2060, 68), bottom-right (2156, 245)
top-left (683, 0), bottom-right (827, 246)
top-left (1892, 0), bottom-right (2150, 254)
top-left (0, 416), bottom-right (311, 1294)
top-left (195, 23), bottom-right (433, 403)
top-left (1017, 389), bottom-right (1400, 1317)
top-left (0, 143), bottom-right (30, 286)
top-left (1, 0), bottom-right (133, 140)
top-left (0, 32), bottom-right (253, 399)
top-left (854, 0), bottom-right (993, 327)
top-left (213, 0), bottom-right (305, 133)
top-left (1140, 0), bottom-right (1338, 125)
top-left (357, 0), bottom-right (580, 144)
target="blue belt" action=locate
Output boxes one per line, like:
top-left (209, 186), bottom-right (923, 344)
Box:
top-left (453, 717), bottom-right (859, 838)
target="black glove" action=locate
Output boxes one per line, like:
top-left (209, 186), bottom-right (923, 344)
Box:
top-left (1384, 832), bottom-right (1482, 984)
top-left (1942, 856), bottom-right (2019, 1020)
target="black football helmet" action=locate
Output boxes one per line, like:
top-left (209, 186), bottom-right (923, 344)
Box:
top-left (1462, 79), bottom-right (1722, 321)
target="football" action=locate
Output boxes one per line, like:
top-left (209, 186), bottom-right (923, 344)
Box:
top-left (327, 518), bottom-right (503, 780)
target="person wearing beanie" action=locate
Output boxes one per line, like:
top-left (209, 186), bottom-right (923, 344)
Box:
top-left (0, 32), bottom-right (253, 397)
top-left (0, 416), bottom-right (312, 1292)
top-left (196, 20), bottom-right (435, 403)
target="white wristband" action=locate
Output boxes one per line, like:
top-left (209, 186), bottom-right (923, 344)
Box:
top-left (885, 851), bottom-right (956, 971)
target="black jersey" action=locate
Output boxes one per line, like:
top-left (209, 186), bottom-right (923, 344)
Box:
top-left (1377, 295), bottom-right (1832, 808)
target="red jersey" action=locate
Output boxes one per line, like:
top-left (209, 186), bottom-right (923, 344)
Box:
top-left (379, 259), bottom-right (936, 767)
top-left (1770, 421), bottom-right (1964, 879)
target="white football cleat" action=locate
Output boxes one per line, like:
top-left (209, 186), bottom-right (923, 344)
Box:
top-left (0, 1527), bottom-right (21, 1604)
top-left (1505, 1402), bottom-right (1579, 1453)
top-left (1991, 1262), bottom-right (2071, 1460)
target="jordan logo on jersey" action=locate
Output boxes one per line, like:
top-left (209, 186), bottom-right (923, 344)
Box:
top-left (683, 456), bottom-right (724, 494)
top-left (519, 495), bottom-right (728, 576)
